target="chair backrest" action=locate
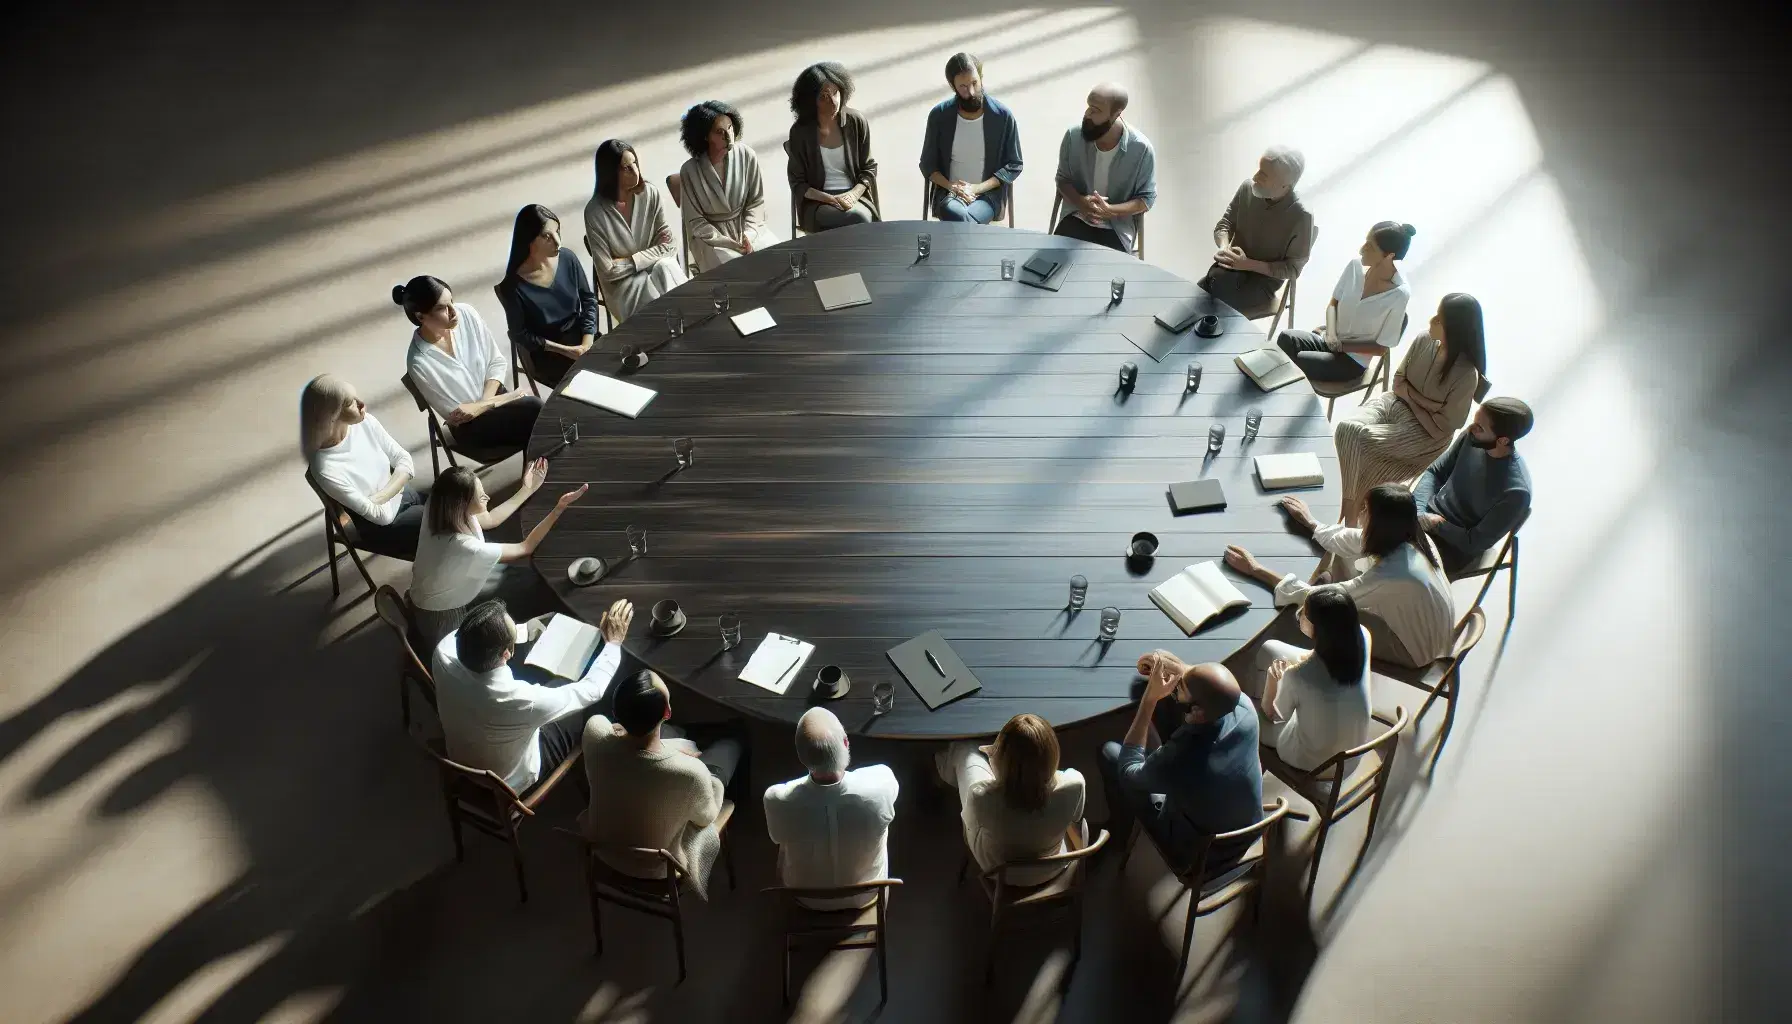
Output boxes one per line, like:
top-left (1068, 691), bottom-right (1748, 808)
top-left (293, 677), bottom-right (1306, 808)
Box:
top-left (982, 823), bottom-right (1109, 902)
top-left (303, 469), bottom-right (355, 537)
top-left (582, 232), bottom-right (616, 310)
top-left (1181, 797), bottom-right (1293, 887)
top-left (1304, 706), bottom-right (1410, 819)
top-left (374, 584), bottom-right (432, 678)
top-left (420, 737), bottom-right (530, 826)
top-left (782, 140), bottom-right (802, 237)
top-left (665, 172), bottom-right (682, 208)
top-left (765, 879), bottom-right (903, 914)
top-left (399, 373), bottom-right (430, 413)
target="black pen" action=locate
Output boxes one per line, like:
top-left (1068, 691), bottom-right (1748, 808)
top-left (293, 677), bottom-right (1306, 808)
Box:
top-left (925, 649), bottom-right (946, 676)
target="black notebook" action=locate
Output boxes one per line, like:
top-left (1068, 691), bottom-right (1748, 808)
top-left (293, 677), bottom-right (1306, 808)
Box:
top-left (1021, 254), bottom-right (1061, 279)
top-left (1169, 478), bottom-right (1227, 514)
top-left (1018, 250), bottom-right (1070, 292)
top-left (886, 631), bottom-right (981, 710)
top-left (1154, 294), bottom-right (1225, 334)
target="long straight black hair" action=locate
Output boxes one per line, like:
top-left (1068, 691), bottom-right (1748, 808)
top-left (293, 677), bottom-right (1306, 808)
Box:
top-left (504, 204), bottom-right (560, 282)
top-left (593, 139), bottom-right (637, 203)
top-left (1304, 587), bottom-right (1367, 685)
top-left (1437, 292), bottom-right (1487, 378)
top-left (1361, 484), bottom-right (1439, 569)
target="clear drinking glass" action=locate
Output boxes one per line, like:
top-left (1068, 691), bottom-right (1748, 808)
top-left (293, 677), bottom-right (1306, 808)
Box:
top-left (917, 232), bottom-right (932, 259)
top-left (1069, 574), bottom-right (1089, 609)
top-left (1244, 407), bottom-right (1264, 442)
top-left (1000, 258), bottom-right (1015, 281)
top-left (626, 525), bottom-right (648, 558)
top-left (1186, 363), bottom-right (1202, 393)
top-left (560, 418), bottom-right (579, 446)
top-left (1207, 422), bottom-right (1226, 455)
top-left (1119, 362), bottom-right (1138, 390)
top-left (673, 437), bottom-right (693, 468)
top-left (719, 613), bottom-right (742, 650)
top-left (872, 679), bottom-right (896, 715)
top-left (711, 285), bottom-right (729, 314)
top-left (790, 251), bottom-right (808, 279)
top-left (665, 308), bottom-right (683, 337)
top-left (1099, 606), bottom-right (1122, 640)
top-left (1110, 277), bottom-right (1126, 304)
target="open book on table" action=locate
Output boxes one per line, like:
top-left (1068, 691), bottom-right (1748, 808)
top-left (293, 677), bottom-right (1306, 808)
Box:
top-left (1149, 561), bottom-right (1251, 636)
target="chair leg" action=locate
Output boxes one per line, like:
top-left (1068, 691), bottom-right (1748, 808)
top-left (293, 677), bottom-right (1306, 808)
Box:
top-left (399, 672), bottom-right (411, 728)
top-left (343, 544), bottom-right (377, 598)
top-left (1306, 819), bottom-right (1332, 899)
top-left (984, 908), bottom-right (1002, 982)
top-left (1177, 887), bottom-right (1198, 985)
top-left (670, 898), bottom-right (687, 984)
top-left (1431, 663), bottom-right (1464, 771)
top-left (1118, 820), bottom-right (1141, 871)
top-left (722, 830), bottom-right (737, 891)
top-left (509, 827), bottom-right (528, 903)
top-left (447, 807), bottom-right (465, 862)
top-left (1325, 395), bottom-right (1337, 420)
top-left (957, 851), bottom-right (970, 885)
top-left (324, 526), bottom-right (341, 597)
top-left (589, 878), bottom-right (605, 956)
top-left (1507, 542), bottom-right (1520, 619)
top-left (781, 939), bottom-right (793, 1007)
top-left (877, 925), bottom-right (890, 1005)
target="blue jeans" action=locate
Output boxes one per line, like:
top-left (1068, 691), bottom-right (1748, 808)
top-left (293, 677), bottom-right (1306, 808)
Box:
top-left (936, 195), bottom-right (1000, 224)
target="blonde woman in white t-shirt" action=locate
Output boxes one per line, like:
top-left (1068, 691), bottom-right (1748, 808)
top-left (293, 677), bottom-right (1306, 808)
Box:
top-left (301, 374), bottom-right (425, 559)
top-left (1276, 220), bottom-right (1416, 383)
top-left (409, 462), bottom-right (587, 646)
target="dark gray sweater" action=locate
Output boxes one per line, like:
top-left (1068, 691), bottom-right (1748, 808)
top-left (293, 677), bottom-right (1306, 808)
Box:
top-left (1412, 434), bottom-right (1532, 558)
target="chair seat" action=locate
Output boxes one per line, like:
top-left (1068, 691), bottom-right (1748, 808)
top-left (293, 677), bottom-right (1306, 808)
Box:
top-left (1310, 364), bottom-right (1378, 396)
top-left (441, 437), bottom-right (522, 464)
top-left (1449, 543), bottom-right (1506, 579)
top-left (1261, 746), bottom-right (1385, 815)
top-left (979, 863), bottom-right (1077, 907)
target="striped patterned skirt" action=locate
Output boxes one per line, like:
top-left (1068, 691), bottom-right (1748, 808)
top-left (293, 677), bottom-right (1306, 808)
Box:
top-left (1334, 393), bottom-right (1454, 501)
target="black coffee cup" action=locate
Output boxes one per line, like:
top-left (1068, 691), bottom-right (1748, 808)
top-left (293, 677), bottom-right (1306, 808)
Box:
top-left (814, 664), bottom-right (850, 697)
top-left (650, 599), bottom-right (686, 634)
top-left (1128, 531), bottom-right (1159, 561)
top-left (1194, 314), bottom-right (1223, 338)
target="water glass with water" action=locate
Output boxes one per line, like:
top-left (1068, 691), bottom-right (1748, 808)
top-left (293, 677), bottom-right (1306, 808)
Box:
top-left (626, 525), bottom-right (648, 558)
top-left (1244, 407), bottom-right (1263, 442)
top-left (711, 285), bottom-right (729, 314)
top-left (1186, 363), bottom-right (1202, 393)
top-left (1110, 277), bottom-right (1126, 304)
top-left (1099, 606), bottom-right (1122, 640)
top-left (1069, 574), bottom-right (1089, 609)
top-left (665, 308), bottom-right (683, 338)
top-left (719, 613), bottom-right (742, 650)
top-left (790, 251), bottom-right (808, 279)
top-left (673, 437), bottom-right (693, 469)
top-left (559, 418), bottom-right (579, 447)
top-left (917, 232), bottom-right (932, 259)
top-left (872, 679), bottom-right (896, 715)
top-left (1000, 258), bottom-right (1015, 281)
top-left (1119, 362), bottom-right (1138, 390)
top-left (1207, 422), bottom-right (1225, 455)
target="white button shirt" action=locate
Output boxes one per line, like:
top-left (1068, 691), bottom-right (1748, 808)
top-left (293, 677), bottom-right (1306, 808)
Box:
top-left (405, 303), bottom-right (509, 420)
top-left (763, 765), bottom-right (899, 909)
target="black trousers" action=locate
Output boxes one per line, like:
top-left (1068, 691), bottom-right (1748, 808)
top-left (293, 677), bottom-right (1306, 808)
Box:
top-left (449, 395), bottom-right (542, 454)
top-left (1277, 330), bottom-right (1371, 383)
top-left (1200, 265), bottom-right (1282, 319)
top-left (1052, 214), bottom-right (1127, 252)
top-left (347, 487), bottom-right (426, 560)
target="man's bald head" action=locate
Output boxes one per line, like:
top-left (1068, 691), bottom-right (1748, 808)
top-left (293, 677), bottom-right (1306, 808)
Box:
top-left (795, 707), bottom-right (850, 777)
top-left (1177, 662), bottom-right (1243, 723)
top-left (1089, 82), bottom-right (1129, 113)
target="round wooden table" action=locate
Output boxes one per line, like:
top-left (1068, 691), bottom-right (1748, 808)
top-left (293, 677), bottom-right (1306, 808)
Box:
top-left (525, 220), bottom-right (1340, 739)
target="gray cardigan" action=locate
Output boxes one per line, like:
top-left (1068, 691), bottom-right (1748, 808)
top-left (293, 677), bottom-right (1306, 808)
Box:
top-left (786, 108), bottom-right (881, 231)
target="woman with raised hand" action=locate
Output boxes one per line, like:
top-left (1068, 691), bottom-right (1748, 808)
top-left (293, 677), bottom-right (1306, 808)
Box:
top-left (397, 275), bottom-right (541, 455)
top-left (1248, 587), bottom-right (1374, 771)
top-left (495, 204), bottom-right (600, 389)
top-left (1277, 220), bottom-right (1416, 384)
top-left (409, 461), bottom-right (588, 646)
top-left (584, 140), bottom-right (688, 323)
top-left (786, 62), bottom-right (880, 232)
top-left (679, 100), bottom-right (779, 272)
top-left (301, 374), bottom-right (424, 559)
top-left (935, 713), bottom-right (1086, 885)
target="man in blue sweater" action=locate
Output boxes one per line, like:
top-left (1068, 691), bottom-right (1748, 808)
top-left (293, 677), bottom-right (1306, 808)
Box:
top-left (918, 52), bottom-right (1023, 224)
top-left (1412, 396), bottom-right (1535, 574)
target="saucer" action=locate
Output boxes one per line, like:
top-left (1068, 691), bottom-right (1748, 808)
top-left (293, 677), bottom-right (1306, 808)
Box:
top-left (812, 666), bottom-right (852, 700)
top-left (1194, 315), bottom-right (1224, 338)
top-left (649, 602), bottom-right (688, 638)
top-left (567, 556), bottom-right (608, 587)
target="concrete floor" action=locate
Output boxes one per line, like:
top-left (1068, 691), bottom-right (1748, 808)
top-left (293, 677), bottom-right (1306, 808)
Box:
top-left (0, 2), bottom-right (1786, 1022)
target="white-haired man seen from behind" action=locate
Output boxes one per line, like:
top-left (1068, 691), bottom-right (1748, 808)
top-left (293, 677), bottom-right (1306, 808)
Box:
top-left (763, 708), bottom-right (900, 909)
top-left (1201, 145), bottom-right (1315, 318)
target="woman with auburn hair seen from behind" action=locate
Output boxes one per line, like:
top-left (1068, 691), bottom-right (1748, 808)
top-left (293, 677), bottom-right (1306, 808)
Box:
top-left (936, 712), bottom-right (1086, 884)
top-left (300, 373), bottom-right (426, 559)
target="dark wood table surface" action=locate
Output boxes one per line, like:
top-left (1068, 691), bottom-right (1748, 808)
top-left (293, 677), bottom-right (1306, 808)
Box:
top-left (522, 220), bottom-right (1340, 739)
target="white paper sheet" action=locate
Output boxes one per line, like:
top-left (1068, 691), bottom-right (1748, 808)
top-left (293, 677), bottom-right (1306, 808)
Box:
top-left (738, 633), bottom-right (814, 693)
top-left (561, 370), bottom-right (657, 417)
top-left (730, 307), bottom-right (777, 336)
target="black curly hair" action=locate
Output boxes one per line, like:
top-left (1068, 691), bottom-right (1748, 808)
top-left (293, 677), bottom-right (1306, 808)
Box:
top-left (679, 100), bottom-right (743, 159)
top-left (789, 62), bottom-right (854, 125)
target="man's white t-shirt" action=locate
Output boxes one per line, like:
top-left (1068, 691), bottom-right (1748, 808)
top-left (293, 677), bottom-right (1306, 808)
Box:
top-left (1077, 145), bottom-right (1119, 228)
top-left (947, 111), bottom-right (986, 190)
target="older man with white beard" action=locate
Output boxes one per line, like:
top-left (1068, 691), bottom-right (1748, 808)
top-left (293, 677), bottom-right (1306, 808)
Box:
top-left (1201, 146), bottom-right (1316, 317)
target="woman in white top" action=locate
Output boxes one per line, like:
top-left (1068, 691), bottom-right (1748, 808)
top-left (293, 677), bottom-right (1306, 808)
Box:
top-left (1276, 220), bottom-right (1416, 383)
top-left (1226, 484), bottom-right (1455, 669)
top-left (935, 713), bottom-right (1087, 886)
top-left (396, 275), bottom-right (542, 455)
top-left (1245, 588), bottom-right (1374, 772)
top-left (583, 139), bottom-right (688, 324)
top-left (301, 374), bottom-right (424, 559)
top-left (409, 462), bottom-right (588, 646)
top-left (678, 100), bottom-right (779, 273)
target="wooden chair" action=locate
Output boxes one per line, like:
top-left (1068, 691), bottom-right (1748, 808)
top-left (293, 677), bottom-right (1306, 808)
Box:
top-left (420, 737), bottom-right (584, 903)
top-left (303, 470), bottom-right (378, 599)
top-left (372, 584), bottom-right (436, 728)
top-left (665, 172), bottom-right (700, 277)
top-left (398, 373), bottom-right (517, 478)
top-left (963, 822), bottom-right (1108, 981)
top-left (557, 802), bottom-right (739, 984)
top-left (1260, 222), bottom-right (1318, 341)
top-left (582, 232), bottom-right (632, 329)
top-left (1312, 313), bottom-right (1405, 420)
top-left (1375, 609), bottom-right (1490, 771)
top-left (1118, 798), bottom-right (1296, 983)
top-left (921, 180), bottom-right (1016, 227)
top-left (489, 284), bottom-right (549, 397)
top-left (1259, 707), bottom-right (1409, 902)
top-left (1049, 192), bottom-right (1144, 259)
top-left (1449, 509), bottom-right (1528, 629)
top-left (764, 879), bottom-right (903, 1006)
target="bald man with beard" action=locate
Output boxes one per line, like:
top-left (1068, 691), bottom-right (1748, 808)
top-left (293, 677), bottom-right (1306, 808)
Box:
top-left (1097, 652), bottom-right (1264, 872)
top-left (1052, 81), bottom-right (1156, 254)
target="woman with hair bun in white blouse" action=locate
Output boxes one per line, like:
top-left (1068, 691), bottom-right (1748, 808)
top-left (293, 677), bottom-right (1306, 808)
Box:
top-left (396, 275), bottom-right (542, 455)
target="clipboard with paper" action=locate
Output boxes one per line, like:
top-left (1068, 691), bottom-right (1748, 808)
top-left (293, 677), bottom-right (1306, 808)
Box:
top-left (739, 633), bottom-right (814, 694)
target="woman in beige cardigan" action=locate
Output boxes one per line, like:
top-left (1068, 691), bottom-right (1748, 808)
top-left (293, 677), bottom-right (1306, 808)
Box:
top-left (786, 61), bottom-right (880, 232)
top-left (583, 139), bottom-right (688, 323)
top-left (678, 100), bottom-right (779, 272)
top-left (1334, 292), bottom-right (1486, 524)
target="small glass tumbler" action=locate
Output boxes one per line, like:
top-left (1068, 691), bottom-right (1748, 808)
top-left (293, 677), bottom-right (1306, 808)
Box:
top-left (872, 679), bottom-right (896, 715)
top-left (560, 418), bottom-right (579, 447)
top-left (626, 525), bottom-right (648, 558)
top-left (1244, 407), bottom-right (1263, 442)
top-left (917, 232), bottom-right (932, 259)
top-left (665, 308), bottom-right (684, 338)
top-left (1069, 574), bottom-right (1089, 609)
top-left (1186, 363), bottom-right (1203, 393)
top-left (1000, 258), bottom-right (1016, 281)
top-left (711, 285), bottom-right (729, 314)
top-left (673, 437), bottom-right (693, 469)
top-left (1207, 422), bottom-right (1226, 455)
top-left (1099, 606), bottom-right (1122, 640)
top-left (790, 251), bottom-right (808, 279)
top-left (1110, 277), bottom-right (1126, 304)
top-left (719, 613), bottom-right (742, 650)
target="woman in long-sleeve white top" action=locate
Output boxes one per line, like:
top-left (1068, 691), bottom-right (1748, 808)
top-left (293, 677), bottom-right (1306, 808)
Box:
top-left (935, 713), bottom-right (1087, 886)
top-left (396, 275), bottom-right (541, 455)
top-left (300, 374), bottom-right (424, 559)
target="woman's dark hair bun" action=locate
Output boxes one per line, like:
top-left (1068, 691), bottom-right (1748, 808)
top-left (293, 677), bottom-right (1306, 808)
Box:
top-left (1402, 224), bottom-right (1417, 238)
top-left (391, 284), bottom-right (408, 306)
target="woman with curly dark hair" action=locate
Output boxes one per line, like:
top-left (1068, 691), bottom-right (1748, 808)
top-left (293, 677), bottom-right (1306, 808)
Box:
top-left (785, 62), bottom-right (880, 232)
top-left (678, 100), bottom-right (779, 271)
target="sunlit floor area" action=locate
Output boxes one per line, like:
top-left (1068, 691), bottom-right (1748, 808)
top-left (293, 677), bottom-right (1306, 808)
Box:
top-left (0, 2), bottom-right (1784, 1022)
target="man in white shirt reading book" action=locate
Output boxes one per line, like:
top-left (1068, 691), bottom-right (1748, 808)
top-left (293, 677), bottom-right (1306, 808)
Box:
top-left (763, 708), bottom-right (900, 909)
top-left (432, 597), bottom-right (634, 795)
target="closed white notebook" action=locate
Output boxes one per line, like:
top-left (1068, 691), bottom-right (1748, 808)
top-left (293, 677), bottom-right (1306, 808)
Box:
top-left (814, 273), bottom-right (872, 310)
top-left (1235, 347), bottom-right (1305, 391)
top-left (562, 369), bottom-right (657, 418)
top-left (1255, 452), bottom-right (1326, 489)
top-left (524, 613), bottom-right (602, 680)
top-left (731, 307), bottom-right (777, 335)
top-left (739, 633), bottom-right (814, 693)
top-left (1150, 562), bottom-right (1251, 636)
